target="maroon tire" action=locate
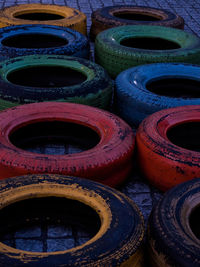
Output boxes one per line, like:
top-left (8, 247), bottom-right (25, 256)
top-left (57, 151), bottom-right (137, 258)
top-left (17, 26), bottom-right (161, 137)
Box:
top-left (136, 105), bottom-right (200, 191)
top-left (0, 102), bottom-right (135, 187)
top-left (90, 5), bottom-right (184, 40)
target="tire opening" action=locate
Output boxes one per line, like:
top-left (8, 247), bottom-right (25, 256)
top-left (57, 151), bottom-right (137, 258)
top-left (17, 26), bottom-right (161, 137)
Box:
top-left (0, 197), bottom-right (101, 252)
top-left (13, 12), bottom-right (65, 21)
top-left (167, 122), bottom-right (200, 152)
top-left (2, 33), bottom-right (68, 48)
top-left (9, 121), bottom-right (100, 154)
top-left (7, 66), bottom-right (87, 87)
top-left (189, 205), bottom-right (200, 240)
top-left (113, 12), bottom-right (161, 21)
top-left (146, 78), bottom-right (200, 98)
top-left (120, 37), bottom-right (181, 50)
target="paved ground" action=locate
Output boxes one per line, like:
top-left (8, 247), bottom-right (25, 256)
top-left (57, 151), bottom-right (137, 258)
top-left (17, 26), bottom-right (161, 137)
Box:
top-left (0, 0), bottom-right (199, 255)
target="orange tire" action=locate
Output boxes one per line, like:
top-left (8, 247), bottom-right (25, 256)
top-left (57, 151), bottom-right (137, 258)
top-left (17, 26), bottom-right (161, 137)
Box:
top-left (0, 4), bottom-right (87, 35)
top-left (136, 105), bottom-right (200, 191)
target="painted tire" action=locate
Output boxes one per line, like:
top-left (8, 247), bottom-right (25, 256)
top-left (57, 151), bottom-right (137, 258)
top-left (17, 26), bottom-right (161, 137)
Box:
top-left (0, 24), bottom-right (90, 61)
top-left (0, 4), bottom-right (87, 35)
top-left (90, 5), bottom-right (184, 40)
top-left (95, 25), bottom-right (200, 78)
top-left (115, 63), bottom-right (200, 127)
top-left (0, 173), bottom-right (145, 266)
top-left (0, 102), bottom-right (135, 187)
top-left (148, 178), bottom-right (200, 267)
top-left (136, 105), bottom-right (200, 191)
top-left (0, 54), bottom-right (113, 110)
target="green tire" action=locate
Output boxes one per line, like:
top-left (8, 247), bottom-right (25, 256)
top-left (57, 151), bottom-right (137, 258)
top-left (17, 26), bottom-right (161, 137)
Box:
top-left (95, 25), bottom-right (200, 78)
top-left (0, 54), bottom-right (113, 110)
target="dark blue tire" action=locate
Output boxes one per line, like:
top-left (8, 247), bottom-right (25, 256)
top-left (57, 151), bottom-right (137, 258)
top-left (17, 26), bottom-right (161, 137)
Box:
top-left (0, 24), bottom-right (90, 61)
top-left (115, 63), bottom-right (200, 127)
top-left (0, 174), bottom-right (145, 266)
top-left (148, 178), bottom-right (200, 267)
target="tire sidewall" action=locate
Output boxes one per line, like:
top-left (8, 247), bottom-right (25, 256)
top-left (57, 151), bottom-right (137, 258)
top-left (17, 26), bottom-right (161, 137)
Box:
top-left (115, 63), bottom-right (200, 126)
top-left (0, 174), bottom-right (144, 266)
top-left (148, 178), bottom-right (200, 266)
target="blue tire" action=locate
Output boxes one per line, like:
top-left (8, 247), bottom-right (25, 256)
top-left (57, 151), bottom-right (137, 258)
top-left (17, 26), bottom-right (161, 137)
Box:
top-left (0, 24), bottom-right (90, 61)
top-left (115, 63), bottom-right (200, 127)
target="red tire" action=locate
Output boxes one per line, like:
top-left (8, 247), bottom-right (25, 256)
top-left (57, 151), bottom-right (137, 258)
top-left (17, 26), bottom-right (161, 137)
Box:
top-left (0, 102), bottom-right (135, 187)
top-left (136, 105), bottom-right (200, 191)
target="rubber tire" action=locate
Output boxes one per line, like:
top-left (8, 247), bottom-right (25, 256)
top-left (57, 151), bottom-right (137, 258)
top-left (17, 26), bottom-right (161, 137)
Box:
top-left (115, 63), bottom-right (200, 127)
top-left (90, 5), bottom-right (184, 40)
top-left (0, 173), bottom-right (145, 266)
top-left (0, 54), bottom-right (113, 110)
top-left (0, 4), bottom-right (87, 35)
top-left (0, 102), bottom-right (135, 187)
top-left (95, 25), bottom-right (200, 78)
top-left (0, 24), bottom-right (90, 61)
top-left (148, 178), bottom-right (200, 267)
top-left (136, 105), bottom-right (200, 192)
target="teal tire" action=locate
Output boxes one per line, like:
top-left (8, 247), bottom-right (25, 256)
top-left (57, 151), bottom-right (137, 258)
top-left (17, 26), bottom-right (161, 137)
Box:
top-left (0, 54), bottom-right (113, 110)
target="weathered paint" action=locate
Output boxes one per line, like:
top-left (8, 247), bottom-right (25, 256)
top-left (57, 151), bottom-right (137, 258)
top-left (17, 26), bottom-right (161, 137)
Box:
top-left (90, 5), bottom-right (184, 40)
top-left (0, 174), bottom-right (145, 266)
top-left (115, 63), bottom-right (200, 127)
top-left (0, 54), bottom-right (112, 110)
top-left (95, 25), bottom-right (200, 78)
top-left (148, 178), bottom-right (200, 266)
top-left (0, 24), bottom-right (90, 61)
top-left (0, 102), bottom-right (135, 187)
top-left (0, 4), bottom-right (87, 35)
top-left (136, 105), bottom-right (200, 191)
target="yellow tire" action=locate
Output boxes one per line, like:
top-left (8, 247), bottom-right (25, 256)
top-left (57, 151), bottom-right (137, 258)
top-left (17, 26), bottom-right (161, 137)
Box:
top-left (0, 174), bottom-right (145, 266)
top-left (0, 4), bottom-right (87, 35)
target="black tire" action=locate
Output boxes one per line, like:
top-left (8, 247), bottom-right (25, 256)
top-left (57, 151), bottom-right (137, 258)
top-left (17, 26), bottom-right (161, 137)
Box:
top-left (0, 54), bottom-right (113, 110)
top-left (0, 174), bottom-right (145, 266)
top-left (148, 178), bottom-right (200, 267)
top-left (115, 63), bottom-right (200, 127)
top-left (0, 24), bottom-right (90, 61)
top-left (90, 5), bottom-right (184, 40)
top-left (95, 25), bottom-right (200, 78)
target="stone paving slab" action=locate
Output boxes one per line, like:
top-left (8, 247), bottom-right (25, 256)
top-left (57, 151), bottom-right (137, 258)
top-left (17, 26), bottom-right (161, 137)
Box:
top-left (0, 0), bottom-right (199, 253)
